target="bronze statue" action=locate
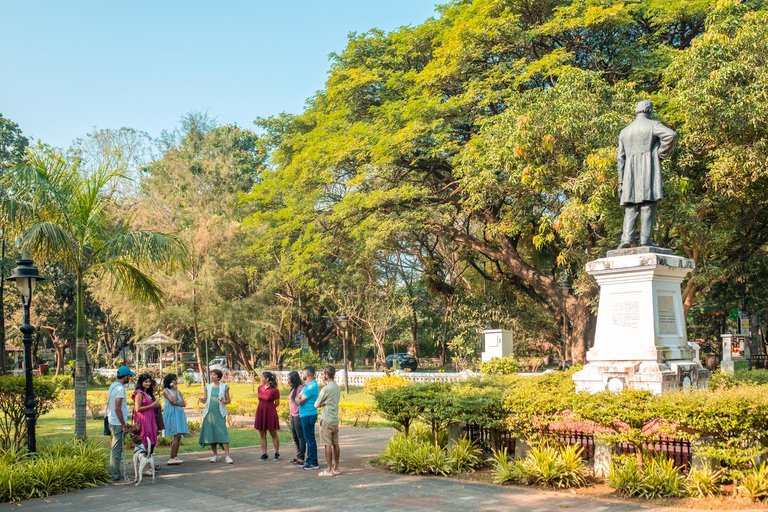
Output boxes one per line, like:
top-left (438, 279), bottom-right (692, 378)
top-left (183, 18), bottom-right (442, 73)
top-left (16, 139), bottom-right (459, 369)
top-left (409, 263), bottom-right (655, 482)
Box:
top-left (616, 100), bottom-right (677, 249)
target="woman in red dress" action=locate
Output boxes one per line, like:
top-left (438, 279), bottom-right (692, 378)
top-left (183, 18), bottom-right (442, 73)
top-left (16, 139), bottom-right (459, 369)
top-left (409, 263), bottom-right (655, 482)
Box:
top-left (254, 371), bottom-right (281, 461)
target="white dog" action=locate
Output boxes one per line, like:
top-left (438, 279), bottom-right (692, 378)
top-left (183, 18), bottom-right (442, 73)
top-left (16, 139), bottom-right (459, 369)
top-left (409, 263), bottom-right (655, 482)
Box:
top-left (132, 435), bottom-right (156, 486)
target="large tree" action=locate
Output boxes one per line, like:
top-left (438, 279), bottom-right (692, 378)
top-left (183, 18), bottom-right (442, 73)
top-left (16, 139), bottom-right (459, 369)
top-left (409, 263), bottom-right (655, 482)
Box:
top-left (1, 148), bottom-right (186, 438)
top-left (249, 0), bottom-right (766, 363)
top-left (0, 113), bottom-right (30, 374)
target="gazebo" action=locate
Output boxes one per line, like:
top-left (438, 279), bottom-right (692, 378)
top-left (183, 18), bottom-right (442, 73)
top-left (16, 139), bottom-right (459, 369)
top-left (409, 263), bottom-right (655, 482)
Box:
top-left (135, 331), bottom-right (182, 373)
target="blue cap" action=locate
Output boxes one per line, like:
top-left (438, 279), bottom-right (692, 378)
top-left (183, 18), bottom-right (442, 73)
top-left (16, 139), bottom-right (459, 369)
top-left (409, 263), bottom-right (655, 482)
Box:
top-left (116, 366), bottom-right (135, 378)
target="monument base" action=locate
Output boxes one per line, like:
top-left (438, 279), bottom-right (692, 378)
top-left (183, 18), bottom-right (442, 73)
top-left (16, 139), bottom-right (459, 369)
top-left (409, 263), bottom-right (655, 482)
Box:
top-left (572, 358), bottom-right (710, 394)
top-left (572, 247), bottom-right (710, 394)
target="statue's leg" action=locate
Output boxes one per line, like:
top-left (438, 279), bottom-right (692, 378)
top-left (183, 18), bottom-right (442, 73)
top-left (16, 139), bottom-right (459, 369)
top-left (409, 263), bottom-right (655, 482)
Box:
top-left (618, 204), bottom-right (639, 249)
top-left (639, 201), bottom-right (657, 246)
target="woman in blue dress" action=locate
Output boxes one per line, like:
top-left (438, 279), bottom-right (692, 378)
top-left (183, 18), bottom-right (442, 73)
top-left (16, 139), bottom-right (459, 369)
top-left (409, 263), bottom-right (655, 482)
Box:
top-left (162, 373), bottom-right (189, 465)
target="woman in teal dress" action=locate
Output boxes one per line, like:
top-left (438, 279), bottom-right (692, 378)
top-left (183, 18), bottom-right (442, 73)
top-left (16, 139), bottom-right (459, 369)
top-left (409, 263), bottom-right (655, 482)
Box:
top-left (162, 373), bottom-right (189, 466)
top-left (198, 369), bottom-right (232, 463)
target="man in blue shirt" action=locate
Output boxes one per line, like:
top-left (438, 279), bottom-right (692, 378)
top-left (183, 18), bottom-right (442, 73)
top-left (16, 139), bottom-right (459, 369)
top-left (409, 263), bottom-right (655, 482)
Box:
top-left (296, 366), bottom-right (319, 470)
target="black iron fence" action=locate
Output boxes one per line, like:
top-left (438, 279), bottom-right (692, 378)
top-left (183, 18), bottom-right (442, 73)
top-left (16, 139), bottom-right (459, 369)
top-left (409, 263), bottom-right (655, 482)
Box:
top-left (751, 355), bottom-right (768, 370)
top-left (460, 423), bottom-right (691, 469)
top-left (462, 423), bottom-right (515, 454)
top-left (551, 429), bottom-right (595, 459)
top-left (612, 438), bottom-right (692, 469)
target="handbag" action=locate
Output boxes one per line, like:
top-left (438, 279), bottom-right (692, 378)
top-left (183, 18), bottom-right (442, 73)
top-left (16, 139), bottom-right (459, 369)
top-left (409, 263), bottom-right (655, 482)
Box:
top-left (155, 402), bottom-right (165, 432)
top-left (103, 414), bottom-right (110, 436)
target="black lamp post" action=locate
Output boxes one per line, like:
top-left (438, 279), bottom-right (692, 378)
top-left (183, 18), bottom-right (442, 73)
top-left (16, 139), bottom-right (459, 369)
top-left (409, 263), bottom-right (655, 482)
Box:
top-left (338, 314), bottom-right (349, 394)
top-left (8, 258), bottom-right (44, 453)
top-left (559, 274), bottom-right (571, 368)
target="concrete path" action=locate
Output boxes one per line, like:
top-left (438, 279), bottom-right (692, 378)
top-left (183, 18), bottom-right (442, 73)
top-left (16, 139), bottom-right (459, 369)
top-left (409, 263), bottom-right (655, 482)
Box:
top-left (6, 427), bottom-right (734, 512)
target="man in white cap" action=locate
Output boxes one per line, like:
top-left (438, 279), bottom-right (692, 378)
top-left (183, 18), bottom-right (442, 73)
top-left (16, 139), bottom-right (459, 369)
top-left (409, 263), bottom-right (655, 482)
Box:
top-left (108, 365), bottom-right (135, 483)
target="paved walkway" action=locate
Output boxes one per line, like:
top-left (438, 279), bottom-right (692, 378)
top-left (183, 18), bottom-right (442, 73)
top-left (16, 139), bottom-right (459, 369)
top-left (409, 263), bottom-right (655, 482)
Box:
top-left (6, 428), bottom-right (743, 512)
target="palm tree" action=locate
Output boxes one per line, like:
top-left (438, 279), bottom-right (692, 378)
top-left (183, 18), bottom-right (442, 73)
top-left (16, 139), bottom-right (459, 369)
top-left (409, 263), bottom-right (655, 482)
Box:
top-left (2, 148), bottom-right (187, 439)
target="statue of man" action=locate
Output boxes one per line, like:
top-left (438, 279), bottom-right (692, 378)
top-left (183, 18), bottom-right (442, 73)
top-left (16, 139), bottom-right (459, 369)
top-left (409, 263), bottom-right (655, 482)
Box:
top-left (616, 100), bottom-right (677, 249)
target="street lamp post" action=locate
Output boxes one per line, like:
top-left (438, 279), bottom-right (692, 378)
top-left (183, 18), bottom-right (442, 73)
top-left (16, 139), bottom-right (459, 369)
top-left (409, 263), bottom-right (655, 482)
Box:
top-left (338, 314), bottom-right (349, 394)
top-left (8, 258), bottom-right (44, 453)
top-left (559, 274), bottom-right (571, 369)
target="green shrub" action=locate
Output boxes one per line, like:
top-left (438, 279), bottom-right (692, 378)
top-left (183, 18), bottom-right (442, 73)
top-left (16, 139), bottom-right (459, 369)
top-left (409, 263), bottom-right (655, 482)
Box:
top-left (187, 420), bottom-right (201, 433)
top-left (636, 456), bottom-right (684, 499)
top-left (339, 402), bottom-right (374, 427)
top-left (608, 455), bottom-right (683, 498)
top-left (686, 466), bottom-right (722, 498)
top-left (380, 429), bottom-right (466, 476)
top-left (737, 461), bottom-right (768, 501)
top-left (491, 448), bottom-right (524, 484)
top-left (446, 437), bottom-right (483, 473)
top-left (504, 372), bottom-right (576, 440)
top-left (710, 369), bottom-right (768, 389)
top-left (0, 440), bottom-right (110, 502)
top-left (521, 444), bottom-right (590, 488)
top-left (480, 355), bottom-right (522, 376)
top-left (40, 375), bottom-right (73, 390)
top-left (86, 397), bottom-right (107, 420)
top-left (280, 348), bottom-right (322, 371)
top-left (363, 375), bottom-right (411, 396)
top-left (608, 456), bottom-right (643, 497)
top-left (373, 386), bottom-right (423, 435)
top-left (182, 371), bottom-right (195, 386)
top-left (55, 389), bottom-right (75, 409)
top-left (156, 436), bottom-right (172, 447)
top-left (0, 377), bottom-right (59, 450)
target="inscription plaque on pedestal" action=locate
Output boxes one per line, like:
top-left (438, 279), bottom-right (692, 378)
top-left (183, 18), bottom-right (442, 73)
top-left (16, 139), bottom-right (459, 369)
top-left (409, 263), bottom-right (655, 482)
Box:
top-left (657, 295), bottom-right (677, 335)
top-left (612, 298), bottom-right (640, 330)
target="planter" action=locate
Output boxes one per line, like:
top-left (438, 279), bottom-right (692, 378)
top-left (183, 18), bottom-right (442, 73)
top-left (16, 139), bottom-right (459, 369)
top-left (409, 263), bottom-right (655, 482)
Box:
top-left (38, 363), bottom-right (50, 376)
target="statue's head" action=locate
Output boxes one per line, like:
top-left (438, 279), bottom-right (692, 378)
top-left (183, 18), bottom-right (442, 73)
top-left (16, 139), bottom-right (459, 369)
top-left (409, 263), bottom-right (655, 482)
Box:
top-left (635, 100), bottom-right (653, 115)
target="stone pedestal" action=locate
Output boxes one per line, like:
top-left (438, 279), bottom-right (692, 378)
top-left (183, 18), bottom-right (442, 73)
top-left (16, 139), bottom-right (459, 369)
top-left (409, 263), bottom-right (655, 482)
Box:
top-left (573, 247), bottom-right (709, 394)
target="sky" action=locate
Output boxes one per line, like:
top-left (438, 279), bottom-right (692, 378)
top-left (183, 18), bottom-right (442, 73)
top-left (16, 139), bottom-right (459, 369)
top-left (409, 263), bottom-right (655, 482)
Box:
top-left (1, 1), bottom-right (439, 149)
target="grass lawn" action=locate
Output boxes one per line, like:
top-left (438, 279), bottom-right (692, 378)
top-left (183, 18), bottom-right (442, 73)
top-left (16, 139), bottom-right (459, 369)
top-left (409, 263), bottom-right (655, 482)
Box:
top-left (36, 383), bottom-right (387, 456)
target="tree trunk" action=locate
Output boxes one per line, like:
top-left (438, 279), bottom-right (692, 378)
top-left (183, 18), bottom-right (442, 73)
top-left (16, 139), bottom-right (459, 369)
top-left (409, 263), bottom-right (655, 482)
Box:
top-left (74, 274), bottom-right (88, 439)
top-left (54, 341), bottom-right (65, 376)
top-left (410, 306), bottom-right (418, 362)
top-left (192, 285), bottom-right (205, 392)
top-left (447, 226), bottom-right (597, 364)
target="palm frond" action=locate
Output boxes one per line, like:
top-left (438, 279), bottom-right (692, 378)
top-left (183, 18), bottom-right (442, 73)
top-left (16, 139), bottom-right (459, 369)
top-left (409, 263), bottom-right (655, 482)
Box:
top-left (23, 222), bottom-right (78, 267)
top-left (99, 231), bottom-right (188, 272)
top-left (99, 260), bottom-right (166, 308)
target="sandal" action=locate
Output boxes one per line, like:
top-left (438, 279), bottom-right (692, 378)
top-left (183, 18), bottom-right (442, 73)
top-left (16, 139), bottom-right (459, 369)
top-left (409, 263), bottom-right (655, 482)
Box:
top-left (318, 470), bottom-right (335, 477)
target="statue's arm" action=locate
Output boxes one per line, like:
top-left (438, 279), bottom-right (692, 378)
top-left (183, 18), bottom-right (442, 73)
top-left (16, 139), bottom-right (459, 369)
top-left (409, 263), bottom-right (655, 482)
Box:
top-left (616, 137), bottom-right (626, 190)
top-left (654, 123), bottom-right (678, 161)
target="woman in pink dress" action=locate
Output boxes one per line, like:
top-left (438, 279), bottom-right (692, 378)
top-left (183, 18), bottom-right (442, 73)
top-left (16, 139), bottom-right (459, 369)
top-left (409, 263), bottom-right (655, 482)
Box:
top-left (254, 371), bottom-right (280, 461)
top-left (132, 373), bottom-right (160, 461)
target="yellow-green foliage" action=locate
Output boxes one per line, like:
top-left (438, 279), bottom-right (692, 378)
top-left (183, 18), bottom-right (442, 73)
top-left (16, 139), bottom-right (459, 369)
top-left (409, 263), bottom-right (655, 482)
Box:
top-left (0, 440), bottom-right (110, 502)
top-left (363, 375), bottom-right (411, 396)
top-left (339, 402), bottom-right (374, 427)
top-left (608, 455), bottom-right (684, 499)
top-left (737, 462), bottom-right (768, 501)
top-left (380, 430), bottom-right (482, 476)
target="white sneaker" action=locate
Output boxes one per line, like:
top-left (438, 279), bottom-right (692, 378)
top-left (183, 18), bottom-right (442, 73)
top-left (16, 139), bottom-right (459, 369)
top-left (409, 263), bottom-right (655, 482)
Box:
top-left (209, 455), bottom-right (220, 463)
top-left (225, 456), bottom-right (233, 464)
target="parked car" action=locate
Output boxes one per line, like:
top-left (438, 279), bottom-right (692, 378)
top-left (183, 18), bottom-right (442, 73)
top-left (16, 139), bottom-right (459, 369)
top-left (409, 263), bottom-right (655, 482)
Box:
top-left (208, 356), bottom-right (228, 371)
top-left (385, 353), bottom-right (418, 371)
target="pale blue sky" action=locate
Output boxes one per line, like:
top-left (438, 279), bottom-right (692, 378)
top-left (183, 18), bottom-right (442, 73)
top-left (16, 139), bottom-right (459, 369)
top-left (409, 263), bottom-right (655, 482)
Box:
top-left (1, 1), bottom-right (438, 148)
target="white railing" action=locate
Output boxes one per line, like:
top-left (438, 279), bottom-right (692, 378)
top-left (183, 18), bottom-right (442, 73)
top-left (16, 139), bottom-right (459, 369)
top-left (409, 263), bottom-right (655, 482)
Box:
top-left (268, 369), bottom-right (470, 387)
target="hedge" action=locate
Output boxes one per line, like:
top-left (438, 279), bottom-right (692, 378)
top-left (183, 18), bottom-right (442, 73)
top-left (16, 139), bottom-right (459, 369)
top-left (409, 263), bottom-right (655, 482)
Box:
top-left (373, 371), bottom-right (768, 477)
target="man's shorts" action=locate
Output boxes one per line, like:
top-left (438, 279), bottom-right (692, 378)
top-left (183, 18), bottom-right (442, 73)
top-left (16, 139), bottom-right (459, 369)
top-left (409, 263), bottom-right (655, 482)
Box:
top-left (319, 420), bottom-right (339, 446)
